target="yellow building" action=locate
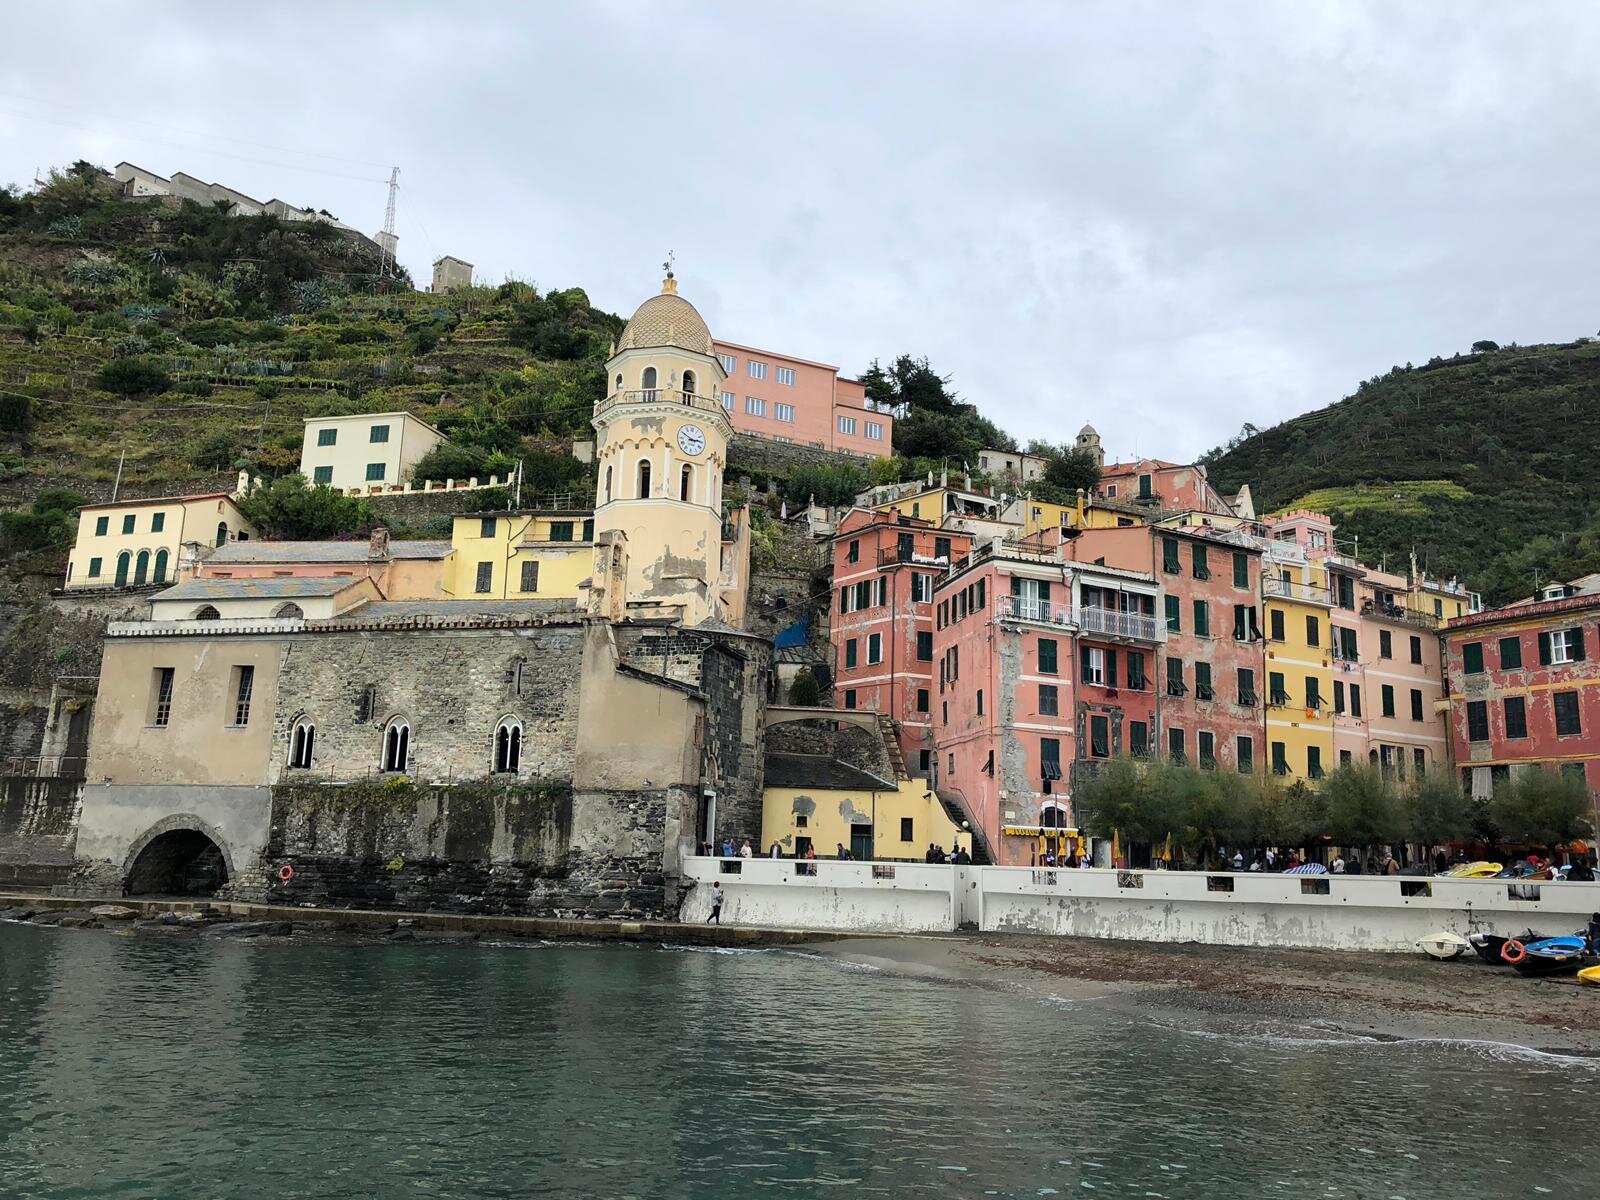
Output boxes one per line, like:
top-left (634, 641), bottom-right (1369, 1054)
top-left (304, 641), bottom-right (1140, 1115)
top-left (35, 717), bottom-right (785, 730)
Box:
top-left (299, 411), bottom-right (445, 493)
top-left (1262, 513), bottom-right (1337, 782)
top-left (760, 754), bottom-right (963, 860)
top-left (1020, 495), bottom-right (1145, 538)
top-left (65, 491), bottom-right (257, 590)
top-left (445, 510), bottom-right (595, 600)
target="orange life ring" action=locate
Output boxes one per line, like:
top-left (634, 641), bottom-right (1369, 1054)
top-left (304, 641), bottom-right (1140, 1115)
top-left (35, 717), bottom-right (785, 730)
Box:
top-left (277, 863), bottom-right (295, 883)
top-left (1501, 939), bottom-right (1526, 965)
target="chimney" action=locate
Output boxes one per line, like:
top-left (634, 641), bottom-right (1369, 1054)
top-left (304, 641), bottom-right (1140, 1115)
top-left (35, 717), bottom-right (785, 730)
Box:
top-left (369, 526), bottom-right (390, 559)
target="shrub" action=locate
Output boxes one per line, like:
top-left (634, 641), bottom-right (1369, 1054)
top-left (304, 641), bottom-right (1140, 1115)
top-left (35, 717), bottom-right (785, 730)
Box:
top-left (788, 669), bottom-right (821, 707)
top-left (97, 356), bottom-right (171, 398)
top-left (237, 474), bottom-right (374, 539)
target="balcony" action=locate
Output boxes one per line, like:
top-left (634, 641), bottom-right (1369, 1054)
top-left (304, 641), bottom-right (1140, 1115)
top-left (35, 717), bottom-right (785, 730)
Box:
top-left (993, 596), bottom-right (1162, 642)
top-left (878, 547), bottom-right (950, 568)
top-left (594, 389), bottom-right (729, 421)
top-left (1263, 576), bottom-right (1332, 605)
top-left (1360, 599), bottom-right (1442, 630)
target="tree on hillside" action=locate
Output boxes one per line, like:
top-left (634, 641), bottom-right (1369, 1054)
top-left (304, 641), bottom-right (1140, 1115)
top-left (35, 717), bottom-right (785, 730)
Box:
top-left (98, 357), bottom-right (171, 398)
top-left (862, 354), bottom-right (956, 413)
top-left (1471, 340), bottom-right (1499, 353)
top-left (1041, 446), bottom-right (1102, 495)
top-left (237, 475), bottom-right (374, 539)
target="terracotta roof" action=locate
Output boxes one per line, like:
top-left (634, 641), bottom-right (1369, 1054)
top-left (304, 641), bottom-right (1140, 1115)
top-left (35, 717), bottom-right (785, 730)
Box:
top-left (78, 492), bottom-right (235, 511)
top-left (1446, 591), bottom-right (1600, 633)
top-left (206, 539), bottom-right (451, 564)
top-left (155, 576), bottom-right (363, 600)
top-left (616, 289), bottom-right (713, 355)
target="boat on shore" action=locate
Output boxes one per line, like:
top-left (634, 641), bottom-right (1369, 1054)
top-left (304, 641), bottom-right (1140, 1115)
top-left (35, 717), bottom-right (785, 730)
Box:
top-left (1508, 935), bottom-right (1590, 977)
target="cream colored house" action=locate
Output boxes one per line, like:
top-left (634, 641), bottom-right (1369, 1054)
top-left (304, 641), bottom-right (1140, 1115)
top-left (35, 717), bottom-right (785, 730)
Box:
top-left (65, 492), bottom-right (257, 591)
top-left (149, 576), bottom-right (380, 622)
top-left (298, 412), bottom-right (446, 493)
top-left (445, 511), bottom-right (594, 600)
top-left (432, 256), bottom-right (473, 294)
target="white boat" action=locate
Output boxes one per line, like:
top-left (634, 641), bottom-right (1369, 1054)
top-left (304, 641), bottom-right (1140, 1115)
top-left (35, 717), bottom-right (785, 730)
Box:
top-left (1418, 931), bottom-right (1472, 960)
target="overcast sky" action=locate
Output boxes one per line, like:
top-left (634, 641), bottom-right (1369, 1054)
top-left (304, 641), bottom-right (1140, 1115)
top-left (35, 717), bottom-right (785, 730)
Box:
top-left (4, 2), bottom-right (1597, 461)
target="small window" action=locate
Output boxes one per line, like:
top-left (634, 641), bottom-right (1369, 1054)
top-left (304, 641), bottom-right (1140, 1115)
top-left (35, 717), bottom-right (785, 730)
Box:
top-left (977, 689), bottom-right (985, 716)
top-left (365, 462), bottom-right (386, 482)
top-left (1409, 635), bottom-right (1423, 665)
top-left (867, 633), bottom-right (882, 665)
top-left (1039, 684), bottom-right (1058, 716)
top-left (1236, 736), bottom-right (1254, 773)
top-left (122, 513), bottom-right (136, 534)
top-left (747, 360), bottom-right (767, 380)
top-left (369, 424), bottom-right (390, 443)
top-left (745, 396), bottom-right (766, 416)
top-left (776, 366), bottom-right (796, 386)
top-left (899, 816), bottom-right (914, 842)
top-left (550, 521), bottom-right (575, 542)
top-left (230, 665), bottom-right (255, 726)
top-left (718, 353), bottom-right (735, 373)
top-left (474, 561), bottom-right (493, 593)
top-left (1503, 696), bottom-right (1527, 738)
top-left (1269, 609), bottom-right (1285, 641)
top-left (150, 512), bottom-right (165, 533)
top-left (916, 688), bottom-right (929, 713)
top-left (637, 459), bottom-right (652, 498)
top-left (866, 422), bottom-right (883, 440)
top-left (1462, 641), bottom-right (1485, 674)
top-left (1410, 689), bottom-right (1424, 722)
top-left (916, 631), bottom-right (933, 660)
top-left (317, 427), bottom-right (337, 446)
top-left (382, 719), bottom-right (410, 773)
top-left (494, 718), bottom-right (522, 774)
top-left (479, 517), bottom-right (497, 538)
top-left (844, 689), bottom-right (857, 710)
top-left (1555, 690), bottom-right (1582, 736)
top-left (775, 403), bottom-right (795, 422)
top-left (313, 466), bottom-right (333, 484)
top-left (94, 515), bottom-right (109, 536)
top-left (288, 720), bottom-right (316, 768)
top-left (1193, 600), bottom-right (1210, 638)
top-left (838, 416), bottom-right (857, 435)
top-left (1232, 552), bottom-right (1249, 588)
top-left (1379, 629), bottom-right (1393, 659)
top-left (1466, 700), bottom-right (1489, 742)
top-left (682, 368), bottom-right (696, 396)
top-left (1381, 684), bottom-right (1395, 718)
top-left (1038, 638), bottom-right (1058, 674)
top-left (88, 556), bottom-right (102, 578)
top-left (1305, 615), bottom-right (1320, 647)
top-left (1499, 636), bottom-right (1522, 669)
top-left (150, 667), bottom-right (175, 727)
top-left (520, 560), bottom-right (539, 593)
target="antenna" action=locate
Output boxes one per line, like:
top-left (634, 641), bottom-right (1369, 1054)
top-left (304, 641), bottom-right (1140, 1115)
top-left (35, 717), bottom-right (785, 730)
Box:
top-left (378, 167), bottom-right (400, 276)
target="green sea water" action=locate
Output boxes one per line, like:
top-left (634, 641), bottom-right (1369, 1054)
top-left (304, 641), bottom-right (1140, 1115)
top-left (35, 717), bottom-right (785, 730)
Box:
top-left (0, 922), bottom-right (1590, 1198)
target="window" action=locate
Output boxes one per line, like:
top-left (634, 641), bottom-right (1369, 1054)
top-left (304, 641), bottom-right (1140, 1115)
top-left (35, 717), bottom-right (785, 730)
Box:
top-left (549, 521), bottom-right (575, 542)
top-left (369, 424), bottom-right (390, 443)
top-left (494, 718), bottom-right (522, 774)
top-left (1466, 700), bottom-right (1489, 742)
top-left (1269, 671), bottom-right (1290, 707)
top-left (150, 512), bottom-right (165, 533)
top-left (317, 427), bottom-right (337, 447)
top-left (1377, 629), bottom-right (1392, 659)
top-left (520, 561), bottom-right (539, 593)
top-left (1237, 667), bottom-right (1257, 706)
top-left (637, 459), bottom-right (652, 498)
top-left (847, 539), bottom-right (859, 563)
top-left (1082, 646), bottom-right (1105, 686)
top-left (845, 639), bottom-right (858, 669)
top-left (1305, 615), bottom-right (1320, 647)
top-left (215, 522), bottom-right (229, 547)
top-left (474, 562), bottom-right (493, 594)
top-left (1089, 715), bottom-right (1110, 758)
top-left (289, 720), bottom-right (315, 768)
top-left (1128, 720), bottom-right (1148, 758)
top-left (718, 353), bottom-right (735, 373)
top-left (1232, 604), bottom-right (1256, 642)
top-left (1335, 626), bottom-right (1358, 660)
top-left (682, 369), bottom-right (697, 396)
top-left (1138, 473), bottom-right (1153, 500)
top-left (1503, 696), bottom-right (1527, 738)
top-left (1236, 736), bottom-right (1254, 774)
top-left (1167, 725), bottom-right (1186, 763)
top-left (1462, 642), bottom-right (1485, 674)
top-left (1041, 738), bottom-right (1062, 783)
top-left (745, 396), bottom-right (766, 417)
top-left (1166, 655), bottom-right (1185, 696)
top-left (1193, 600), bottom-right (1210, 638)
top-left (94, 515), bottom-right (109, 536)
top-left (151, 667), bottom-right (175, 727)
top-left (1308, 746), bottom-right (1324, 779)
top-left (919, 749), bottom-right (931, 773)
top-left (231, 665), bottom-right (255, 726)
top-left (1271, 741), bottom-right (1289, 776)
top-left (934, 537), bottom-right (951, 561)
top-left (1127, 653), bottom-right (1147, 691)
top-left (365, 463), bottom-right (386, 482)
top-left (313, 466), bottom-right (333, 484)
top-left (867, 633), bottom-right (882, 665)
top-left (874, 577), bottom-right (888, 606)
top-left (680, 464), bottom-right (694, 502)
top-left (912, 573), bottom-right (934, 603)
top-left (122, 514), bottom-right (136, 534)
top-left (1381, 684), bottom-right (1395, 718)
top-left (916, 688), bottom-right (929, 713)
top-left (1161, 537), bottom-right (1180, 574)
top-left (1409, 635), bottom-right (1423, 665)
top-left (1542, 628), bottom-right (1586, 665)
top-left (1498, 636), bottom-right (1522, 669)
top-left (88, 556), bottom-right (102, 578)
top-left (916, 631), bottom-right (933, 660)
top-left (774, 403), bottom-right (795, 423)
top-left (1163, 595), bottom-right (1180, 632)
top-left (382, 719), bottom-right (410, 772)
top-left (1350, 684), bottom-right (1363, 717)
top-left (838, 416), bottom-right (857, 435)
top-left (1410, 688), bottom-right (1424, 722)
top-left (1333, 679), bottom-right (1347, 715)
top-left (1414, 748), bottom-right (1427, 777)
top-left (1039, 684), bottom-right (1059, 715)
top-left (1269, 609), bottom-right (1285, 641)
top-left (720, 393), bottom-right (734, 412)
top-left (1233, 552), bottom-right (1250, 589)
top-left (1038, 638), bottom-right (1058, 674)
top-left (747, 360), bottom-right (767, 380)
top-left (1192, 543), bottom-right (1210, 579)
top-left (1555, 690), bottom-right (1582, 736)
top-left (866, 422), bottom-right (884, 440)
top-left (480, 517), bottom-right (497, 538)
top-left (977, 689), bottom-right (985, 716)
top-left (1194, 661), bottom-right (1213, 700)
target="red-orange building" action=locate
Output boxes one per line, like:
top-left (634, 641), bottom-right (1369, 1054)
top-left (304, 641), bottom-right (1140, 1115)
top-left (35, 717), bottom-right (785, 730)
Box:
top-left (712, 340), bottom-right (893, 457)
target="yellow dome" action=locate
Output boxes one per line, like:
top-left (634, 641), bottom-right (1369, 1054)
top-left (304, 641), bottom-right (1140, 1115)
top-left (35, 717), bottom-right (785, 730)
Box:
top-left (615, 278), bottom-right (714, 356)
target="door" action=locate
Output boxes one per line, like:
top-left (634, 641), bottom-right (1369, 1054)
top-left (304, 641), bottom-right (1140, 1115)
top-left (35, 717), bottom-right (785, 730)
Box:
top-left (850, 823), bottom-right (874, 862)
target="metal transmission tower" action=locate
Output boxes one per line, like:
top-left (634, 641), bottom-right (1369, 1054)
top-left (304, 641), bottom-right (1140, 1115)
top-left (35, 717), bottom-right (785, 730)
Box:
top-left (377, 167), bottom-right (400, 276)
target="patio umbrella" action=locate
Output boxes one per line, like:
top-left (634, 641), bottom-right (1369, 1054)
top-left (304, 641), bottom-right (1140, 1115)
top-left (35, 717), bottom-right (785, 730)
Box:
top-left (1285, 862), bottom-right (1328, 875)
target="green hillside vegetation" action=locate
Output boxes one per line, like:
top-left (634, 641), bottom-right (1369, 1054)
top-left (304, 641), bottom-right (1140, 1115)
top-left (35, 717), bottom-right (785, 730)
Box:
top-left (1205, 340), bottom-right (1600, 604)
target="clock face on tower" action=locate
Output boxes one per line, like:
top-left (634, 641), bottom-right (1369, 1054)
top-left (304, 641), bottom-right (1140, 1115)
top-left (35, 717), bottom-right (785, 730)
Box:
top-left (677, 425), bottom-right (706, 456)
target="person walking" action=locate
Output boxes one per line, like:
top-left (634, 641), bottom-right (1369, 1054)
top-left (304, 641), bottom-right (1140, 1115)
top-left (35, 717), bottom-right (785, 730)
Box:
top-left (739, 839), bottom-right (753, 859)
top-left (768, 842), bottom-right (782, 858)
top-left (706, 882), bottom-right (724, 924)
top-left (836, 843), bottom-right (853, 861)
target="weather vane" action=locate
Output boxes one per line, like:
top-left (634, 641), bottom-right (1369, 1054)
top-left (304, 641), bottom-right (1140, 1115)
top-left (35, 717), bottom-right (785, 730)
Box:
top-left (663, 250), bottom-right (675, 280)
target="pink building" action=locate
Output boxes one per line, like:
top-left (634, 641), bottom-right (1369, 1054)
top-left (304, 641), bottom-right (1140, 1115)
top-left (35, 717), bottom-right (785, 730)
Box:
top-left (711, 340), bottom-right (893, 457)
top-left (1098, 458), bottom-right (1249, 517)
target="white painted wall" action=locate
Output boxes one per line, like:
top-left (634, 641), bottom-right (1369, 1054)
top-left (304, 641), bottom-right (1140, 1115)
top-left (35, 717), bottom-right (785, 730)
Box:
top-left (682, 858), bottom-right (1600, 952)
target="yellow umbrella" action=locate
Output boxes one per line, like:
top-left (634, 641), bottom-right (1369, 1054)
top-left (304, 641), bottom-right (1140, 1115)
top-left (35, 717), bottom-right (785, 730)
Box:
top-left (1161, 832), bottom-right (1173, 863)
top-left (1112, 828), bottom-right (1121, 868)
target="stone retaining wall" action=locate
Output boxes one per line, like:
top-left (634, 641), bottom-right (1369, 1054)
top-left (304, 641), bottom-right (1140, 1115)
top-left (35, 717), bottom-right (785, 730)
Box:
top-left (0, 775), bottom-right (79, 887)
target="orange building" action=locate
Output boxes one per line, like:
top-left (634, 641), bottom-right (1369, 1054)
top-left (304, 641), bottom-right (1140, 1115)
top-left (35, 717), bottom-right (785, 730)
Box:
top-left (711, 340), bottom-right (893, 457)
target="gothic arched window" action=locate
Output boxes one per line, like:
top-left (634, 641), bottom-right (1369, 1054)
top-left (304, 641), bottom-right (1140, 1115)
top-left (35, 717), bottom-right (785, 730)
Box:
top-left (494, 718), bottom-right (522, 774)
top-left (637, 459), bottom-right (652, 499)
top-left (382, 719), bottom-right (410, 773)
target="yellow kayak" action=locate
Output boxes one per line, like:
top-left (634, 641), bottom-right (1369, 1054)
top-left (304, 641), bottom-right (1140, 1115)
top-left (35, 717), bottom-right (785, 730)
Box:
top-left (1445, 862), bottom-right (1503, 878)
top-left (1579, 965), bottom-right (1600, 987)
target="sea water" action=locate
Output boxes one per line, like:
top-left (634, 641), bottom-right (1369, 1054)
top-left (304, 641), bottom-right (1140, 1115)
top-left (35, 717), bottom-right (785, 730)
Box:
top-left (0, 922), bottom-right (1590, 1198)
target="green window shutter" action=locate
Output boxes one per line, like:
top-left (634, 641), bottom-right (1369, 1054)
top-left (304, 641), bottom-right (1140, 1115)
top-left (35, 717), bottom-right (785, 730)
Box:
top-left (1106, 649), bottom-right (1119, 689)
top-left (1193, 600), bottom-right (1209, 637)
top-left (1464, 642), bottom-right (1485, 673)
top-left (1574, 628), bottom-right (1587, 661)
top-left (1165, 595), bottom-right (1180, 632)
top-left (1537, 633), bottom-right (1551, 666)
top-left (1162, 538), bottom-right (1180, 573)
top-left (1233, 552), bottom-right (1249, 588)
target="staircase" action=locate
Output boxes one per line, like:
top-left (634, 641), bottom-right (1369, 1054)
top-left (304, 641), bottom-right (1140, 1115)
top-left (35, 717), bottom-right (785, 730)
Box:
top-left (934, 790), bottom-right (993, 866)
top-left (875, 713), bottom-right (908, 781)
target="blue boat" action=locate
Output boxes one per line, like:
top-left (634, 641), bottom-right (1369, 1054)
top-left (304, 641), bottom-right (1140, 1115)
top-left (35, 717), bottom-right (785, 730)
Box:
top-left (1511, 935), bottom-right (1591, 976)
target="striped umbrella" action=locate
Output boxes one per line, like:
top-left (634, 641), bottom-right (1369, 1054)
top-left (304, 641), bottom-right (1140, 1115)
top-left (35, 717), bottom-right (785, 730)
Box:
top-left (1286, 862), bottom-right (1328, 875)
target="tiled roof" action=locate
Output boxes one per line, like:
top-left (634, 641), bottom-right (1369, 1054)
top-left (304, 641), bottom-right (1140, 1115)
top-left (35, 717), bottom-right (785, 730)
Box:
top-left (616, 291), bottom-right (713, 355)
top-left (763, 753), bottom-right (894, 791)
top-left (154, 576), bottom-right (364, 600)
top-left (79, 492), bottom-right (234, 512)
top-left (206, 539), bottom-right (451, 564)
top-left (322, 599), bottom-right (577, 621)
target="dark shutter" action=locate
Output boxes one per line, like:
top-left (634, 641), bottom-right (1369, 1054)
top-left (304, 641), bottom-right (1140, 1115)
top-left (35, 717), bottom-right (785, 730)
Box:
top-left (1039, 581), bottom-right (1051, 603)
top-left (1574, 628), bottom-right (1587, 661)
top-left (1080, 644), bottom-right (1092, 678)
top-left (1539, 631), bottom-right (1552, 665)
top-left (1106, 649), bottom-right (1119, 689)
top-left (1011, 576), bottom-right (1022, 597)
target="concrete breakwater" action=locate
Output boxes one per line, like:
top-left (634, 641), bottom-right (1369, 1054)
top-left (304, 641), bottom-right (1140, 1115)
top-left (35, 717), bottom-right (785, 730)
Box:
top-left (680, 857), bottom-right (1600, 952)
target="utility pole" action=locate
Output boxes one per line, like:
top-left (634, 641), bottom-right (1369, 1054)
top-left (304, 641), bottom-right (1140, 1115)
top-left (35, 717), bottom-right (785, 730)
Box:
top-left (111, 450), bottom-right (125, 502)
top-left (378, 167), bottom-right (400, 277)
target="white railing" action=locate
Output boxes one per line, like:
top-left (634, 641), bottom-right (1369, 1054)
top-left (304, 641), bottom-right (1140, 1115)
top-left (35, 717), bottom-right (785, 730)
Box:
top-left (993, 596), bottom-right (1162, 640)
top-left (1263, 575), bottom-right (1331, 604)
top-left (994, 594), bottom-right (1074, 625)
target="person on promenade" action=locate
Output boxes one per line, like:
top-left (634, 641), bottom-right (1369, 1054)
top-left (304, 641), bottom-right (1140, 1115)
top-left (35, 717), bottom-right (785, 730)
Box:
top-left (953, 846), bottom-right (971, 865)
top-left (925, 844), bottom-right (940, 863)
top-left (1382, 853), bottom-right (1400, 876)
top-left (1330, 854), bottom-right (1346, 874)
top-left (706, 882), bottom-right (723, 925)
top-left (836, 843), bottom-right (852, 861)
top-left (720, 838), bottom-right (735, 858)
top-left (739, 839), bottom-right (753, 859)
top-left (1231, 849), bottom-right (1244, 871)
top-left (1568, 856), bottom-right (1597, 882)
top-left (804, 844), bottom-right (817, 860)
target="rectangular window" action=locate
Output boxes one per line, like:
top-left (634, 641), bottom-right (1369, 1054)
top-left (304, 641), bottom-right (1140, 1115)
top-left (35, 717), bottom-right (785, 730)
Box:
top-left (231, 665), bottom-right (255, 727)
top-left (1379, 629), bottom-right (1393, 659)
top-left (1233, 552), bottom-right (1250, 589)
top-left (847, 539), bottom-right (859, 563)
top-left (1503, 695), bottom-right (1527, 738)
top-left (1410, 688), bottom-right (1424, 722)
top-left (1350, 683), bottom-right (1363, 718)
top-left (94, 515), bottom-right (108, 536)
top-left (1305, 676), bottom-right (1321, 710)
top-left (1462, 641), bottom-right (1484, 674)
top-left (845, 639), bottom-right (858, 669)
top-left (1164, 594), bottom-right (1181, 632)
top-left (718, 353), bottom-right (735, 373)
top-left (365, 462), bottom-right (386, 482)
top-left (1414, 748), bottom-right (1427, 777)
top-left (520, 560), bottom-right (539, 593)
top-left (1194, 661), bottom-right (1213, 701)
top-left (1129, 721), bottom-right (1148, 758)
top-left (1499, 636), bottom-right (1522, 669)
top-left (1082, 646), bottom-right (1105, 685)
top-left (919, 749), bottom-right (931, 773)
top-left (368, 424), bottom-right (391, 443)
top-left (1305, 615), bottom-right (1320, 647)
top-left (474, 561), bottom-right (493, 593)
top-left (1166, 655), bottom-right (1185, 696)
top-left (1161, 537), bottom-right (1180, 573)
top-left (1168, 725), bottom-right (1185, 763)
top-left (1336, 626), bottom-right (1358, 660)
top-left (1039, 684), bottom-right (1059, 716)
top-left (776, 366), bottom-right (796, 386)
top-left (1381, 684), bottom-right (1396, 718)
top-left (1038, 638), bottom-right (1058, 675)
top-left (774, 403), bottom-right (795, 422)
top-left (1334, 679), bottom-right (1345, 714)
top-left (88, 556), bottom-right (102, 578)
top-left (1466, 700), bottom-right (1489, 742)
top-left (1555, 690), bottom-right (1582, 736)
top-left (1336, 575), bottom-right (1355, 609)
top-left (1543, 628), bottom-right (1586, 665)
top-left (1138, 473), bottom-right (1153, 500)
top-left (150, 512), bottom-right (165, 533)
top-left (317, 427), bottom-right (337, 446)
top-left (866, 422), bottom-right (884, 440)
top-left (721, 392), bottom-right (734, 412)
top-left (1041, 738), bottom-right (1062, 782)
top-left (854, 580), bottom-right (870, 610)
top-left (867, 633), bottom-right (882, 665)
top-left (1308, 746), bottom-right (1324, 779)
top-left (313, 465), bottom-right (333, 485)
top-left (1409, 635), bottom-right (1423, 665)
top-left (977, 689), bottom-right (985, 717)
top-left (582, 518), bottom-right (594, 541)
top-left (916, 688), bottom-right (929, 713)
top-left (1192, 543), bottom-right (1210, 579)
top-left (748, 360), bottom-right (767, 380)
top-left (745, 396), bottom-right (766, 417)
top-left (1271, 741), bottom-right (1289, 776)
top-left (122, 514), bottom-right (136, 534)
top-left (1197, 730), bottom-right (1215, 767)
top-left (916, 631), bottom-right (933, 661)
top-left (480, 517), bottom-right (497, 538)
top-left (844, 689), bottom-right (856, 710)
top-left (934, 536), bottom-right (951, 561)
top-left (1193, 600), bottom-right (1210, 638)
top-left (1127, 652), bottom-right (1147, 691)
top-left (874, 577), bottom-right (888, 607)
top-left (1236, 736), bottom-right (1254, 774)
top-left (1269, 609), bottom-right (1284, 641)
top-left (151, 667), bottom-right (175, 727)
top-left (1089, 715), bottom-right (1110, 758)
top-left (838, 416), bottom-right (857, 435)
top-left (1237, 667), bottom-right (1256, 706)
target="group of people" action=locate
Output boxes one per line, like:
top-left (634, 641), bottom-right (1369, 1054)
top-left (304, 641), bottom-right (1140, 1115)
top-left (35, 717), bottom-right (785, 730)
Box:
top-left (1038, 850), bottom-right (1092, 868)
top-left (923, 843), bottom-right (972, 864)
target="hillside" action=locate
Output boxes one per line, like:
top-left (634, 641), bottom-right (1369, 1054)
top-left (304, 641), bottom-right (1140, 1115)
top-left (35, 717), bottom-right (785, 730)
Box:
top-left (1204, 340), bottom-right (1600, 605)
